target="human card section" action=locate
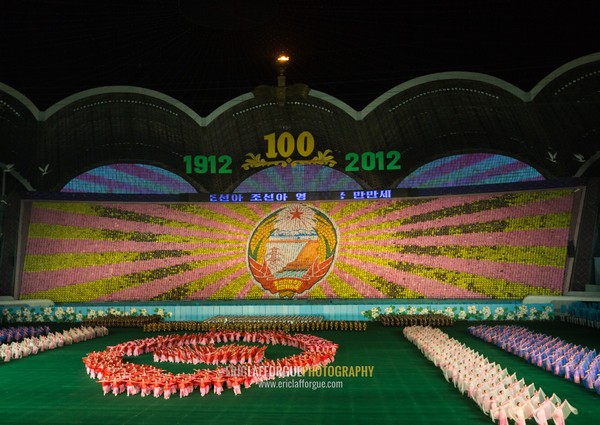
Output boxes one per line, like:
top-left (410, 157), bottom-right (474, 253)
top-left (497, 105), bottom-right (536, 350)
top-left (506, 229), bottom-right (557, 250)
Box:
top-left (20, 188), bottom-right (575, 301)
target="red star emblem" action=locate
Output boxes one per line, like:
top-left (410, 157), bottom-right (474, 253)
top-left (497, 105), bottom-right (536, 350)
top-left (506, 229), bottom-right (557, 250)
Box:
top-left (290, 207), bottom-right (304, 220)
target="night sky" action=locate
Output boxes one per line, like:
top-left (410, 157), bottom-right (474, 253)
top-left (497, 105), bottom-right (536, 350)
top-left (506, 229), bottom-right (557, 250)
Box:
top-left (1, 0), bottom-right (598, 115)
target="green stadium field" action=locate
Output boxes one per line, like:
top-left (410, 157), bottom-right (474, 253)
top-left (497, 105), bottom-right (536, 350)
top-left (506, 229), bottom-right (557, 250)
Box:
top-left (1, 321), bottom-right (598, 425)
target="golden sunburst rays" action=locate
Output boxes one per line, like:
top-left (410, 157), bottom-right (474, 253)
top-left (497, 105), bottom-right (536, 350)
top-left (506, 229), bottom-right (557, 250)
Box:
top-left (21, 189), bottom-right (574, 301)
top-left (22, 202), bottom-right (259, 301)
top-left (327, 190), bottom-right (573, 299)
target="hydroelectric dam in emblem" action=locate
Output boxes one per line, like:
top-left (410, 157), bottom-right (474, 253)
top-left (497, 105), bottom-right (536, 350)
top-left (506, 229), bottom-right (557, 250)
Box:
top-left (247, 204), bottom-right (338, 298)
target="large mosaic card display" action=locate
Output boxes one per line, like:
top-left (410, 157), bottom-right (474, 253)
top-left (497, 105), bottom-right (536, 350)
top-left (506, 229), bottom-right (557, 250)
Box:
top-left (19, 189), bottom-right (575, 301)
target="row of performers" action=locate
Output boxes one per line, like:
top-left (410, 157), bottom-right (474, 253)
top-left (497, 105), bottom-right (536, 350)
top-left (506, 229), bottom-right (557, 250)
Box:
top-left (0, 325), bottom-right (51, 344)
top-left (469, 325), bottom-right (600, 395)
top-left (83, 315), bottom-right (162, 328)
top-left (143, 320), bottom-right (367, 333)
top-left (1, 326), bottom-right (108, 362)
top-left (204, 315), bottom-right (323, 324)
top-left (82, 330), bottom-right (339, 398)
top-left (152, 343), bottom-right (267, 365)
top-left (404, 326), bottom-right (578, 425)
top-left (104, 330), bottom-right (334, 356)
top-left (380, 313), bottom-right (454, 327)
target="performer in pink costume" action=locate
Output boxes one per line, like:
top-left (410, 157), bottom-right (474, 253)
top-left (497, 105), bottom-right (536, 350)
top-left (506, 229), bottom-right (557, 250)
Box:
top-left (126, 377), bottom-right (138, 396)
top-left (243, 372), bottom-right (254, 389)
top-left (533, 404), bottom-right (549, 425)
top-left (195, 373), bottom-right (211, 397)
top-left (212, 374), bottom-right (225, 395)
top-left (139, 380), bottom-right (151, 397)
top-left (163, 380), bottom-right (174, 400)
top-left (111, 377), bottom-right (125, 396)
top-left (100, 378), bottom-right (111, 396)
top-left (152, 380), bottom-right (164, 398)
top-left (230, 376), bottom-right (244, 395)
top-left (509, 401), bottom-right (527, 425)
top-left (552, 402), bottom-right (566, 425)
top-left (491, 401), bottom-right (510, 425)
top-left (551, 400), bottom-right (579, 425)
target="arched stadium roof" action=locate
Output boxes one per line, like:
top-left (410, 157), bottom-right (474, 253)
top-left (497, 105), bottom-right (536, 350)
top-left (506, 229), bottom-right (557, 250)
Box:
top-left (0, 54), bottom-right (599, 193)
top-left (2, 2), bottom-right (600, 193)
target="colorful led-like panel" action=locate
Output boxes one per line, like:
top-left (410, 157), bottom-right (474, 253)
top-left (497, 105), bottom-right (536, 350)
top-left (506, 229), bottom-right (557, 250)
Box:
top-left (398, 154), bottom-right (544, 188)
top-left (234, 164), bottom-right (362, 193)
top-left (20, 188), bottom-right (573, 301)
top-left (61, 164), bottom-right (197, 194)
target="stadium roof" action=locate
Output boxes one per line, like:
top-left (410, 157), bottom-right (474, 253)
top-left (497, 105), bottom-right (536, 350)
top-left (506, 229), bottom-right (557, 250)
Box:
top-left (1, 0), bottom-right (599, 116)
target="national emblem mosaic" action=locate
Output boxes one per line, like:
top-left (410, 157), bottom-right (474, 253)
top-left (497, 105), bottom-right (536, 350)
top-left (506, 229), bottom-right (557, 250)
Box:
top-left (247, 204), bottom-right (339, 298)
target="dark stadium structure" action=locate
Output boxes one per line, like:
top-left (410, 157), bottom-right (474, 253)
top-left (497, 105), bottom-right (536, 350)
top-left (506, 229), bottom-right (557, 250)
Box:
top-left (2, 53), bottom-right (600, 298)
top-left (1, 3), bottom-right (600, 425)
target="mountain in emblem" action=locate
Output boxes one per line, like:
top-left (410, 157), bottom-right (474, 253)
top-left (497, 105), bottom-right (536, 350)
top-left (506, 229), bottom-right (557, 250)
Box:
top-left (281, 240), bottom-right (319, 271)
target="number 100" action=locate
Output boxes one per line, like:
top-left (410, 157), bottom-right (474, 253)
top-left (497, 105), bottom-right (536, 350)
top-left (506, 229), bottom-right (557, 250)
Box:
top-left (264, 131), bottom-right (315, 158)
